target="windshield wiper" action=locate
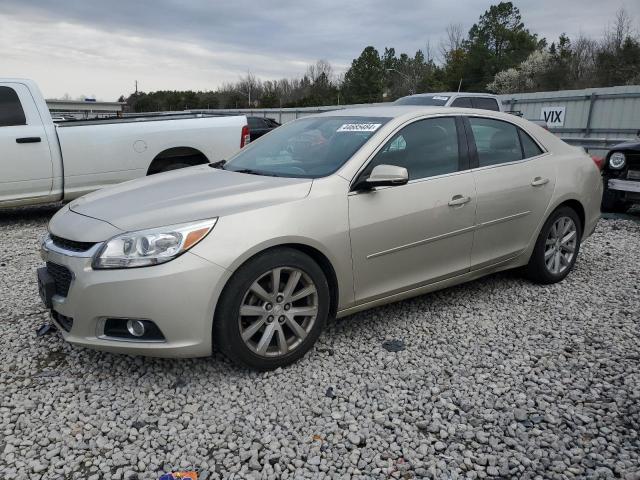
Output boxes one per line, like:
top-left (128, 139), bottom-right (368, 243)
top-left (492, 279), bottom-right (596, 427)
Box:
top-left (209, 159), bottom-right (226, 169)
top-left (230, 168), bottom-right (279, 177)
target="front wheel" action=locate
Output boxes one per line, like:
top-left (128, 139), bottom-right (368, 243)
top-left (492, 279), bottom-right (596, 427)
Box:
top-left (213, 248), bottom-right (330, 370)
top-left (525, 206), bottom-right (582, 284)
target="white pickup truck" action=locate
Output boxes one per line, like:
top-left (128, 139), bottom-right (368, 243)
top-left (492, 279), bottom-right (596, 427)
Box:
top-left (0, 78), bottom-right (249, 207)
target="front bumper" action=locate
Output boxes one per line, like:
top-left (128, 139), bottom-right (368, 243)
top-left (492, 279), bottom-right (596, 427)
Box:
top-left (40, 241), bottom-right (231, 358)
top-left (608, 178), bottom-right (640, 193)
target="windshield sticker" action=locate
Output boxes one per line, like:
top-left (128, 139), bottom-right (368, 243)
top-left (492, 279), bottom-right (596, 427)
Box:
top-left (337, 123), bottom-right (382, 133)
top-left (432, 96), bottom-right (449, 101)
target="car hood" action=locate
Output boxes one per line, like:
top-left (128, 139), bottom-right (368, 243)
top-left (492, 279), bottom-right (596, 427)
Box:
top-left (610, 140), bottom-right (640, 151)
top-left (68, 165), bottom-right (313, 233)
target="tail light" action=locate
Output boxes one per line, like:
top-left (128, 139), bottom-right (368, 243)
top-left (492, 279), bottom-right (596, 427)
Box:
top-left (590, 155), bottom-right (604, 171)
top-left (240, 125), bottom-right (250, 148)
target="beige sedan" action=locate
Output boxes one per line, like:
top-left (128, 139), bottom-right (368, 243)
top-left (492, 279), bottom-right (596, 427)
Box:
top-left (38, 106), bottom-right (603, 369)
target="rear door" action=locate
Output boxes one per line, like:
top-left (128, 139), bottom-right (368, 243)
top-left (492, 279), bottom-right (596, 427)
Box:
top-left (465, 116), bottom-right (556, 269)
top-left (348, 116), bottom-right (477, 303)
top-left (0, 83), bottom-right (53, 203)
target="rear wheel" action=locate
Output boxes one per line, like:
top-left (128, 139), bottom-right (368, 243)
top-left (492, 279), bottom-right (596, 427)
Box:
top-left (525, 206), bottom-right (582, 284)
top-left (213, 248), bottom-right (330, 370)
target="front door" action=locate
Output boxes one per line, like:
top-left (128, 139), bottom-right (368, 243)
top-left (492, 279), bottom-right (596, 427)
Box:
top-left (0, 83), bottom-right (53, 203)
top-left (348, 116), bottom-right (477, 303)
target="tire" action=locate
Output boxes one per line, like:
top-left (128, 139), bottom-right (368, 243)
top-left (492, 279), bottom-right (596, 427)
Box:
top-left (213, 248), bottom-right (330, 370)
top-left (525, 206), bottom-right (582, 284)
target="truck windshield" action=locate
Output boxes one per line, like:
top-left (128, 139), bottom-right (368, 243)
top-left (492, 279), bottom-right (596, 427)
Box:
top-left (394, 95), bottom-right (449, 106)
top-left (224, 116), bottom-right (391, 178)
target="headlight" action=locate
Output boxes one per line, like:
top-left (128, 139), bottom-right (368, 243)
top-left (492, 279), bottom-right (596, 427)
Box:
top-left (609, 152), bottom-right (626, 169)
top-left (92, 219), bottom-right (217, 269)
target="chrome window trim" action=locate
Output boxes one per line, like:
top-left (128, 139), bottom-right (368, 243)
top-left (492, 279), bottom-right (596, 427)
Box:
top-left (469, 151), bottom-right (552, 173)
top-left (347, 169), bottom-right (470, 196)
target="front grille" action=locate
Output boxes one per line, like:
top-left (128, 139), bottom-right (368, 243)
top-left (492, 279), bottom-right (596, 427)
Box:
top-left (627, 170), bottom-right (640, 180)
top-left (46, 262), bottom-right (73, 297)
top-left (51, 310), bottom-right (73, 332)
top-left (50, 234), bottom-right (96, 253)
top-left (626, 153), bottom-right (640, 169)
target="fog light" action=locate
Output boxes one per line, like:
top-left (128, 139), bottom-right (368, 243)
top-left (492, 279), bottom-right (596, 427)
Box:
top-left (126, 319), bottom-right (146, 337)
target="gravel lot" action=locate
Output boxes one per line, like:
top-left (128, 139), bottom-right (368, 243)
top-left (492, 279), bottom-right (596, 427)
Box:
top-left (1, 206), bottom-right (639, 480)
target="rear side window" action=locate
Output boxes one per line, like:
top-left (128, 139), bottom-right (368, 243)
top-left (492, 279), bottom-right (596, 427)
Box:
top-left (468, 117), bottom-right (522, 167)
top-left (518, 129), bottom-right (543, 158)
top-left (472, 97), bottom-right (501, 111)
top-left (450, 97), bottom-right (473, 108)
top-left (0, 86), bottom-right (27, 127)
top-left (364, 117), bottom-right (460, 181)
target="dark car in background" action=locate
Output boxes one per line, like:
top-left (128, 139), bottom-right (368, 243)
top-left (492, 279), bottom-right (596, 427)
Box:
top-left (247, 116), bottom-right (280, 141)
top-left (601, 135), bottom-right (640, 212)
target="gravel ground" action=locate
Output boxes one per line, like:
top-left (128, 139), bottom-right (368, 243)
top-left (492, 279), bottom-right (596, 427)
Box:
top-left (0, 206), bottom-right (639, 480)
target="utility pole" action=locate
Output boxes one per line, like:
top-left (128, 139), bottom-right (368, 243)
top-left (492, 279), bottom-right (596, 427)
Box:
top-left (135, 80), bottom-right (138, 95)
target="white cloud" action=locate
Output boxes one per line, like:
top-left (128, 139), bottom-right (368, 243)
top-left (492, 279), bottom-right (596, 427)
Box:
top-left (0, 13), bottom-right (322, 100)
top-left (1, 0), bottom-right (638, 100)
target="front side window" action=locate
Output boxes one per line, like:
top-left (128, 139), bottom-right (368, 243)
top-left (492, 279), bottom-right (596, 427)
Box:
top-left (362, 117), bottom-right (460, 181)
top-left (469, 117), bottom-right (522, 167)
top-left (0, 86), bottom-right (27, 127)
top-left (224, 116), bottom-right (391, 178)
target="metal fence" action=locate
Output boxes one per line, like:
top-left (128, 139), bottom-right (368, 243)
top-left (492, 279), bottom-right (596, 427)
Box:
top-left (203, 85), bottom-right (640, 155)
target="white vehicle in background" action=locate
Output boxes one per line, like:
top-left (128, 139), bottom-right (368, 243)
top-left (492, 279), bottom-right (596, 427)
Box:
top-left (0, 78), bottom-right (250, 208)
top-left (394, 92), bottom-right (504, 111)
top-left (394, 92), bottom-right (551, 130)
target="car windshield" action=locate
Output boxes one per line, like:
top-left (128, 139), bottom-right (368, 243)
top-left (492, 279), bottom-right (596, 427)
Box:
top-left (394, 95), bottom-right (449, 106)
top-left (224, 116), bottom-right (391, 178)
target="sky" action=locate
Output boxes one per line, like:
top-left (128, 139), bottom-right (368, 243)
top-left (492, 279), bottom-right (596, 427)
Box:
top-left (1, 0), bottom-right (638, 101)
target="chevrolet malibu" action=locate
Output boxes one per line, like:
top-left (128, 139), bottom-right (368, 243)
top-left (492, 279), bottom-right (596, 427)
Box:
top-left (38, 106), bottom-right (603, 369)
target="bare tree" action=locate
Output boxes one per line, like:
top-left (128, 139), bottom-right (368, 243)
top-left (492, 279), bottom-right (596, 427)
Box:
top-left (604, 8), bottom-right (633, 51)
top-left (306, 59), bottom-right (334, 83)
top-left (439, 23), bottom-right (464, 62)
top-left (566, 35), bottom-right (597, 87)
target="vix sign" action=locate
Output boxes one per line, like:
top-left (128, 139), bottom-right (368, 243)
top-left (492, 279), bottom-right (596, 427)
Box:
top-left (541, 106), bottom-right (566, 127)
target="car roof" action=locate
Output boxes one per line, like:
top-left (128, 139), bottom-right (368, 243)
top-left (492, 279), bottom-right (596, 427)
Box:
top-left (404, 92), bottom-right (499, 98)
top-left (315, 105), bottom-right (504, 120)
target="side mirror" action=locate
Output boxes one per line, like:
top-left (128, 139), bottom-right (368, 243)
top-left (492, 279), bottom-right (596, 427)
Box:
top-left (356, 164), bottom-right (409, 190)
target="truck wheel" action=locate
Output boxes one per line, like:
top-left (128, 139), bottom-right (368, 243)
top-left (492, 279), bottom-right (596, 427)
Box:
top-left (213, 248), bottom-right (330, 370)
top-left (525, 206), bottom-right (582, 284)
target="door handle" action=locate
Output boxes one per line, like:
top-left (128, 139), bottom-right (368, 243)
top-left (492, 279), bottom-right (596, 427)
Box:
top-left (448, 195), bottom-right (471, 207)
top-left (531, 176), bottom-right (549, 187)
top-left (16, 137), bottom-right (42, 144)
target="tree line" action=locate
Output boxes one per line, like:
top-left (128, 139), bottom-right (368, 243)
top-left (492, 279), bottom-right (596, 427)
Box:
top-left (121, 2), bottom-right (640, 112)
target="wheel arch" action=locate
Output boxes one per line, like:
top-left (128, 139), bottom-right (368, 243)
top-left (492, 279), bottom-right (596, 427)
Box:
top-left (220, 241), bottom-right (341, 321)
top-left (146, 146), bottom-right (209, 175)
top-left (557, 198), bottom-right (585, 233)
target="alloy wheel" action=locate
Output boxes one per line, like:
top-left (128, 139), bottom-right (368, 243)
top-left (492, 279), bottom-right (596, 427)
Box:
top-left (238, 267), bottom-right (318, 357)
top-left (544, 216), bottom-right (577, 275)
